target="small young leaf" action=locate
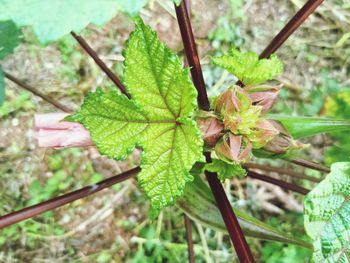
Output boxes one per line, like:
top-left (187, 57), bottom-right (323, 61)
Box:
top-left (211, 48), bottom-right (283, 85)
top-left (0, 67), bottom-right (4, 105)
top-left (304, 162), bottom-right (350, 261)
top-left (205, 159), bottom-right (246, 181)
top-left (0, 20), bottom-right (22, 59)
top-left (69, 18), bottom-right (203, 216)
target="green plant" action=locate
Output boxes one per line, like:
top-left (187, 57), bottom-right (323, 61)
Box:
top-left (1, 0), bottom-right (350, 262)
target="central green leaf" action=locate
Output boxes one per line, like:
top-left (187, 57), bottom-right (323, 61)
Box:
top-left (69, 18), bottom-right (203, 216)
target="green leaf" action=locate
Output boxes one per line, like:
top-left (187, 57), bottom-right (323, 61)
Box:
top-left (304, 162), bottom-right (350, 262)
top-left (173, 0), bottom-right (182, 5)
top-left (0, 67), bottom-right (4, 105)
top-left (0, 0), bottom-right (148, 43)
top-left (211, 48), bottom-right (283, 85)
top-left (177, 175), bottom-right (312, 249)
top-left (268, 114), bottom-right (350, 139)
top-left (205, 159), bottom-right (246, 181)
top-left (69, 18), bottom-right (203, 216)
top-left (0, 20), bottom-right (22, 59)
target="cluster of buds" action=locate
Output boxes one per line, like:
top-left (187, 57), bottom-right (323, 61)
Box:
top-left (197, 84), bottom-right (304, 164)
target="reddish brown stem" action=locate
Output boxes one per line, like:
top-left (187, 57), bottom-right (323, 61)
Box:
top-left (184, 214), bottom-right (195, 263)
top-left (174, 1), bottom-right (209, 111)
top-left (291, 159), bottom-right (330, 173)
top-left (244, 163), bottom-right (321, 183)
top-left (175, 1), bottom-right (255, 261)
top-left (205, 155), bottom-right (255, 262)
top-left (4, 72), bottom-right (72, 112)
top-left (0, 167), bottom-right (140, 229)
top-left (71, 31), bottom-right (130, 98)
top-left (260, 0), bottom-right (324, 58)
top-left (247, 170), bottom-right (310, 195)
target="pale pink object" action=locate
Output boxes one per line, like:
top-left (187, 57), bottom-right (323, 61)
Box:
top-left (247, 84), bottom-right (282, 113)
top-left (215, 133), bottom-right (252, 163)
top-left (197, 117), bottom-right (224, 147)
top-left (34, 113), bottom-right (93, 148)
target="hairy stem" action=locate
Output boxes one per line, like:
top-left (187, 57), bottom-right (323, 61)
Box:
top-left (184, 214), bottom-right (195, 263)
top-left (4, 72), bottom-right (72, 112)
top-left (260, 0), bottom-right (324, 58)
top-left (71, 31), bottom-right (130, 98)
top-left (175, 1), bottom-right (255, 261)
top-left (244, 163), bottom-right (322, 183)
top-left (290, 158), bottom-right (330, 173)
top-left (0, 167), bottom-right (140, 229)
top-left (247, 170), bottom-right (310, 195)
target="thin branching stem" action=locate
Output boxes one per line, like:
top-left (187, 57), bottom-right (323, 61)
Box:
top-left (290, 159), bottom-right (330, 173)
top-left (175, 1), bottom-right (255, 261)
top-left (71, 31), bottom-right (130, 98)
top-left (247, 170), bottom-right (310, 195)
top-left (260, 0), bottom-right (324, 58)
top-left (0, 167), bottom-right (140, 229)
top-left (184, 214), bottom-right (195, 263)
top-left (4, 72), bottom-right (72, 112)
top-left (244, 163), bottom-right (322, 183)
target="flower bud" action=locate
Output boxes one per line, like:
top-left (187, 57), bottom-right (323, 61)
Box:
top-left (262, 120), bottom-right (306, 155)
top-left (250, 119), bottom-right (279, 148)
top-left (213, 85), bottom-right (251, 115)
top-left (246, 84), bottom-right (282, 113)
top-left (196, 114), bottom-right (224, 148)
top-left (215, 133), bottom-right (252, 164)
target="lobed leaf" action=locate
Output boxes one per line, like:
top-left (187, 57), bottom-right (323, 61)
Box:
top-left (304, 162), bottom-right (350, 262)
top-left (211, 48), bottom-right (283, 85)
top-left (69, 18), bottom-right (203, 216)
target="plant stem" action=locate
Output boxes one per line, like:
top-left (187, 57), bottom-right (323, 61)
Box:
top-left (184, 214), bottom-right (195, 263)
top-left (71, 31), bottom-right (130, 98)
top-left (290, 158), bottom-right (330, 173)
top-left (244, 163), bottom-right (321, 183)
top-left (259, 0), bottom-right (324, 58)
top-left (4, 71), bottom-right (72, 112)
top-left (174, 1), bottom-right (209, 111)
top-left (247, 170), bottom-right (310, 195)
top-left (0, 167), bottom-right (140, 229)
top-left (205, 154), bottom-right (255, 262)
top-left (175, 2), bottom-right (255, 262)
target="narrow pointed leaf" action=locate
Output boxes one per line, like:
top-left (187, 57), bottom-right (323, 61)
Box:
top-left (177, 175), bottom-right (312, 249)
top-left (69, 18), bottom-right (203, 216)
top-left (304, 162), bottom-right (350, 261)
top-left (268, 114), bottom-right (350, 139)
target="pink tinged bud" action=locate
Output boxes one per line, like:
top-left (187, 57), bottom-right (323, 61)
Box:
top-left (251, 119), bottom-right (280, 148)
top-left (262, 120), bottom-right (306, 155)
top-left (214, 85), bottom-right (251, 115)
top-left (34, 113), bottom-right (93, 148)
top-left (197, 116), bottom-right (224, 148)
top-left (215, 133), bottom-right (252, 164)
top-left (246, 84), bottom-right (282, 113)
